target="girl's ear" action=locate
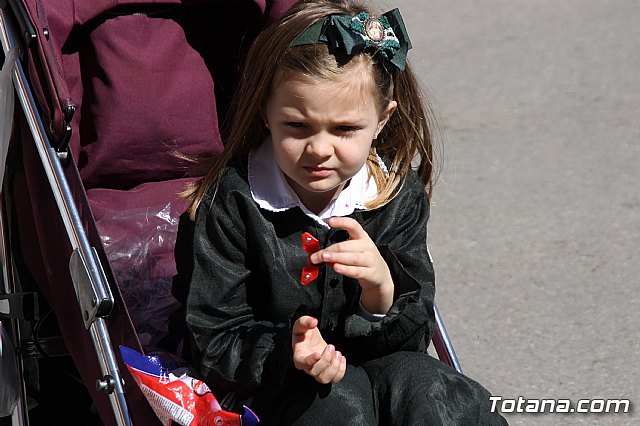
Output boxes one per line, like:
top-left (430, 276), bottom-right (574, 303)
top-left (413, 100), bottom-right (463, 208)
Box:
top-left (375, 100), bottom-right (398, 138)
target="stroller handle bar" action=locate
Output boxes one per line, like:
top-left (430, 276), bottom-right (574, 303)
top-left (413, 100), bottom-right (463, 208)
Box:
top-left (1, 6), bottom-right (133, 426)
top-left (433, 302), bottom-right (462, 373)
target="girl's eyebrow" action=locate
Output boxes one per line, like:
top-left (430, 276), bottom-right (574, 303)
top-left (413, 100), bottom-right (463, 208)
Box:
top-left (276, 102), bottom-right (371, 124)
top-left (277, 106), bottom-right (305, 117)
top-left (281, 117), bottom-right (368, 128)
top-left (279, 109), bottom-right (368, 123)
top-left (331, 119), bottom-right (367, 127)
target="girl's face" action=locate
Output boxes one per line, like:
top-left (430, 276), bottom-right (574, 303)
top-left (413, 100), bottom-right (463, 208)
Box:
top-left (265, 69), bottom-right (396, 213)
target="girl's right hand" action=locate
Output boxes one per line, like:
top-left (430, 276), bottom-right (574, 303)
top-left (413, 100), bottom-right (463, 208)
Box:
top-left (292, 316), bottom-right (347, 384)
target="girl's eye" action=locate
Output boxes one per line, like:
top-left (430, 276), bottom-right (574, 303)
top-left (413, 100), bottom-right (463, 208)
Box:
top-left (287, 122), bottom-right (307, 129)
top-left (336, 125), bottom-right (357, 134)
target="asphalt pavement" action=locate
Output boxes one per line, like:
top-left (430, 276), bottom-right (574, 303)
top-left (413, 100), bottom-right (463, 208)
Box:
top-left (386, 1), bottom-right (640, 424)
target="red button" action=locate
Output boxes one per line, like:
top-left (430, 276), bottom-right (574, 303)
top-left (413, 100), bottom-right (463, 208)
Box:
top-left (300, 232), bottom-right (320, 285)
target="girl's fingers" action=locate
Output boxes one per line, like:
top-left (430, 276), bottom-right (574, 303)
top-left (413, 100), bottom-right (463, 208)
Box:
top-left (308, 344), bottom-right (335, 377)
top-left (292, 316), bottom-right (318, 337)
top-left (293, 350), bottom-right (320, 372)
top-left (331, 353), bottom-right (347, 383)
top-left (309, 239), bottom-right (369, 265)
top-left (327, 216), bottom-right (368, 240)
top-left (316, 350), bottom-right (346, 384)
top-left (299, 353), bottom-right (321, 371)
top-left (331, 263), bottom-right (366, 280)
top-left (299, 315), bottom-right (318, 329)
top-left (319, 250), bottom-right (368, 267)
top-left (302, 343), bottom-right (348, 383)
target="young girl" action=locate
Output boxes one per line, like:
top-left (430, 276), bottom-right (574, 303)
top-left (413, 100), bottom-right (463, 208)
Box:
top-left (175, 0), bottom-right (507, 424)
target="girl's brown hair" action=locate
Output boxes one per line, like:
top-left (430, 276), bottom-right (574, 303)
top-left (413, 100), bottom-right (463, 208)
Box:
top-left (185, 0), bottom-right (439, 219)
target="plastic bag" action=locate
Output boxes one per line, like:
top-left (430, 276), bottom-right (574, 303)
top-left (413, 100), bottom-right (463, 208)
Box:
top-left (120, 346), bottom-right (259, 426)
top-left (0, 322), bottom-right (20, 416)
top-left (1, 47), bottom-right (18, 188)
top-left (99, 203), bottom-right (182, 347)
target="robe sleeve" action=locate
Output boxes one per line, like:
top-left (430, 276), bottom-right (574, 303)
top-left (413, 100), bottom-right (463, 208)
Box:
top-left (342, 187), bottom-right (436, 361)
top-left (184, 184), bottom-right (293, 395)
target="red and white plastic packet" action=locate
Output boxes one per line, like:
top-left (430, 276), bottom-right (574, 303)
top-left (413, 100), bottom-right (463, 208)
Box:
top-left (120, 346), bottom-right (259, 426)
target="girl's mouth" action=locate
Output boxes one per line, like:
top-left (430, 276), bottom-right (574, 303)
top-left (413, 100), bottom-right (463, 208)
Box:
top-left (303, 166), bottom-right (332, 177)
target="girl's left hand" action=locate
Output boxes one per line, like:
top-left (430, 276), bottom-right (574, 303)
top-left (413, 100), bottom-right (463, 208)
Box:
top-left (309, 217), bottom-right (394, 312)
top-left (292, 316), bottom-right (347, 384)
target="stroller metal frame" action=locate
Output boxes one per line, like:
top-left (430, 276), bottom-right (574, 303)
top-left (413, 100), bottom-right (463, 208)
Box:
top-left (0, 4), bottom-right (131, 425)
top-left (0, 198), bottom-right (28, 426)
top-left (0, 1), bottom-right (461, 424)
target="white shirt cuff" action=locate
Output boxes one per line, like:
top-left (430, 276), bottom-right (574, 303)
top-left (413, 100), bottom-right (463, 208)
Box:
top-left (357, 299), bottom-right (386, 322)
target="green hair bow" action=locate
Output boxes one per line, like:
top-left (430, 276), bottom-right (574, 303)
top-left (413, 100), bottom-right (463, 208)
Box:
top-left (291, 9), bottom-right (412, 71)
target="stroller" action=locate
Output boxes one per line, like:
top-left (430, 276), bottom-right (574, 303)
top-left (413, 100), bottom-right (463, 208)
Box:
top-left (0, 0), bottom-right (461, 424)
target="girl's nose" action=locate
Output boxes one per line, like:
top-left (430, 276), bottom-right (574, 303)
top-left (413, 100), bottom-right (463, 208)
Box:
top-left (305, 135), bottom-right (334, 158)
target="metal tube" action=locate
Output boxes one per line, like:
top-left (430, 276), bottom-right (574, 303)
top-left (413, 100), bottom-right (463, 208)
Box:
top-left (0, 9), bottom-right (80, 251)
top-left (90, 320), bottom-right (131, 426)
top-left (1, 9), bottom-right (132, 426)
top-left (0, 205), bottom-right (29, 426)
top-left (434, 302), bottom-right (462, 374)
top-left (1, 8), bottom-right (30, 426)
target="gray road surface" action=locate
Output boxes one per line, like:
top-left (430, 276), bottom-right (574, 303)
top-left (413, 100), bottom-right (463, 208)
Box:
top-left (385, 1), bottom-right (640, 424)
